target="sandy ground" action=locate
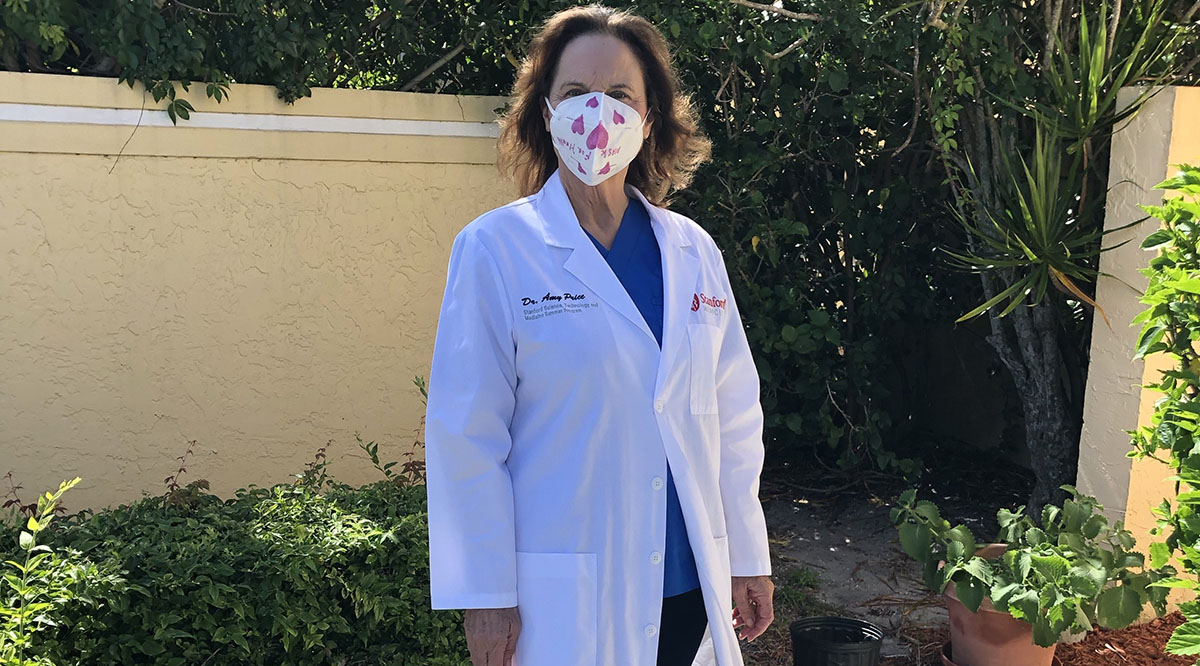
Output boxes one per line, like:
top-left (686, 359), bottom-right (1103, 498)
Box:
top-left (762, 493), bottom-right (952, 661)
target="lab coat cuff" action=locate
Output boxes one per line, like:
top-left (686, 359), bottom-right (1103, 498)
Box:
top-left (430, 591), bottom-right (519, 611)
top-left (730, 561), bottom-right (773, 578)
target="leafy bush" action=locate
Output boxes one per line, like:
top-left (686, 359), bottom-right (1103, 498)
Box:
top-left (1, 476), bottom-right (467, 666)
top-left (1128, 165), bottom-right (1200, 657)
top-left (891, 486), bottom-right (1171, 647)
top-left (1, 477), bottom-right (104, 666)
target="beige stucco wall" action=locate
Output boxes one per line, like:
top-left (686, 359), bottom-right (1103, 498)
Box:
top-left (1079, 87), bottom-right (1200, 597)
top-left (1077, 87), bottom-right (1178, 517)
top-left (0, 72), bottom-right (514, 511)
top-left (1124, 87), bottom-right (1200, 553)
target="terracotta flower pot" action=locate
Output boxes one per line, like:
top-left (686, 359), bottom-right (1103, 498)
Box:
top-left (940, 642), bottom-right (1062, 666)
top-left (941, 544), bottom-right (1057, 666)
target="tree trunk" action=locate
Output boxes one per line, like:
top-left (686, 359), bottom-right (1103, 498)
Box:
top-left (956, 94), bottom-right (1081, 515)
top-left (981, 273), bottom-right (1077, 514)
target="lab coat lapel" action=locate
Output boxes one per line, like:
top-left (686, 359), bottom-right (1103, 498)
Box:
top-left (536, 171), bottom-right (657, 345)
top-left (628, 186), bottom-right (700, 385)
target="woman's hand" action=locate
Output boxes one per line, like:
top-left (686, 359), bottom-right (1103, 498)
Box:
top-left (464, 607), bottom-right (522, 666)
top-left (731, 575), bottom-right (775, 642)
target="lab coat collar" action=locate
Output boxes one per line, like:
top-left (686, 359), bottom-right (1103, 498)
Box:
top-left (535, 170), bottom-right (692, 250)
top-left (534, 169), bottom-right (700, 384)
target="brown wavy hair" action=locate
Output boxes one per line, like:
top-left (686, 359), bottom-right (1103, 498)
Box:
top-left (497, 5), bottom-right (711, 205)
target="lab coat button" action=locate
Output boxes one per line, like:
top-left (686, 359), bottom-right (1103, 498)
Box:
top-left (654, 400), bottom-right (664, 413)
top-left (650, 552), bottom-right (662, 564)
top-left (651, 477), bottom-right (664, 490)
top-left (645, 624), bottom-right (657, 637)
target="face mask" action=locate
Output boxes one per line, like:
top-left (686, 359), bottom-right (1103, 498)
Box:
top-left (545, 92), bottom-right (646, 186)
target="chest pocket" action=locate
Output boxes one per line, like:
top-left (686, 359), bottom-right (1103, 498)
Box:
top-left (686, 322), bottom-right (721, 414)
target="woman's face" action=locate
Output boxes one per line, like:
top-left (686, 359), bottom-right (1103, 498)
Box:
top-left (543, 33), bottom-right (652, 140)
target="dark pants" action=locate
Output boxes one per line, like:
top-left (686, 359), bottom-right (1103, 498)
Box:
top-left (656, 587), bottom-right (709, 666)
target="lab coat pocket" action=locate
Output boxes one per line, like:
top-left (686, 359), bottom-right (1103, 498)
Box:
top-left (687, 323), bottom-right (721, 414)
top-left (514, 551), bottom-right (598, 666)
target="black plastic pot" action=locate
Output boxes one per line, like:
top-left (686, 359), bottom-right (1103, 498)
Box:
top-left (789, 616), bottom-right (884, 666)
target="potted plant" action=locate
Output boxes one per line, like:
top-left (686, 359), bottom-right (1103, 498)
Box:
top-left (890, 486), bottom-right (1173, 666)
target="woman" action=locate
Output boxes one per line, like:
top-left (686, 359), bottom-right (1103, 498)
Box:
top-left (426, 6), bottom-right (774, 666)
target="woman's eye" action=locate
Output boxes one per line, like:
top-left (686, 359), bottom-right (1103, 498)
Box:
top-left (609, 91), bottom-right (629, 99)
top-left (564, 89), bottom-right (584, 97)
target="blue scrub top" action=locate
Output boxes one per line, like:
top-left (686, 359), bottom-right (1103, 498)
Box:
top-left (583, 197), bottom-right (701, 597)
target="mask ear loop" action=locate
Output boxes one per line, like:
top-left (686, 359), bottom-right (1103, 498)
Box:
top-left (544, 97), bottom-right (558, 116)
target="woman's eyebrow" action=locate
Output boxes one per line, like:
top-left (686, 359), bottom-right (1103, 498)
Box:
top-left (558, 81), bottom-right (632, 90)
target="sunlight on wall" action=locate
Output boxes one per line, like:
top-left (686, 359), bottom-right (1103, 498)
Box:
top-left (0, 72), bottom-right (514, 509)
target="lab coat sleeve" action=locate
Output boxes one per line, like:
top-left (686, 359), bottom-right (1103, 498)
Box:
top-left (714, 261), bottom-right (772, 578)
top-left (425, 230), bottom-right (520, 610)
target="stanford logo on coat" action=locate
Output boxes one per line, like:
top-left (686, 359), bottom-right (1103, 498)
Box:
top-left (693, 292), bottom-right (726, 315)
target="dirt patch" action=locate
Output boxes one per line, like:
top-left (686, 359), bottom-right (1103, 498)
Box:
top-left (1056, 612), bottom-right (1190, 666)
top-left (757, 492), bottom-right (948, 663)
top-left (751, 456), bottom-right (1035, 665)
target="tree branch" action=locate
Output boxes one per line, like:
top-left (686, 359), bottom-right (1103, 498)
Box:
top-left (1109, 0), bottom-right (1123, 57)
top-left (1185, 0), bottom-right (1200, 24)
top-left (926, 0), bottom-right (952, 29)
top-left (767, 34), bottom-right (808, 59)
top-left (892, 43), bottom-right (922, 155)
top-left (1041, 0), bottom-right (1065, 71)
top-left (400, 42), bottom-right (465, 92)
top-left (170, 0), bottom-right (235, 17)
top-left (729, 0), bottom-right (822, 22)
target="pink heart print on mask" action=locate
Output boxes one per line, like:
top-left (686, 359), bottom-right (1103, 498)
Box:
top-left (545, 92), bottom-right (645, 186)
top-left (586, 123), bottom-right (609, 150)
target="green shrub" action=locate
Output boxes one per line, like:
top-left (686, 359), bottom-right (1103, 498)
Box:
top-left (2, 479), bottom-right (467, 666)
top-left (1128, 165), bottom-right (1200, 657)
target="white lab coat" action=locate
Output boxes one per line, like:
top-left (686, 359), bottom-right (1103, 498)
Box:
top-left (425, 169), bottom-right (771, 666)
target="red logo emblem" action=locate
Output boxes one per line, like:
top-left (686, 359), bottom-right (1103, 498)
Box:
top-left (691, 294), bottom-right (700, 311)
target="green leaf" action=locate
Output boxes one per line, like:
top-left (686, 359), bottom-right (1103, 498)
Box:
top-left (1149, 578), bottom-right (1198, 589)
top-left (961, 557), bottom-right (993, 586)
top-left (945, 525), bottom-right (976, 558)
top-left (1150, 542), bottom-right (1171, 569)
top-left (1025, 527), bottom-right (1048, 546)
top-left (1032, 614), bottom-right (1058, 647)
top-left (1096, 585), bottom-right (1142, 629)
top-left (955, 576), bottom-right (988, 613)
top-left (18, 531), bottom-right (33, 550)
top-left (1166, 620), bottom-right (1200, 655)
top-left (1010, 551), bottom-right (1033, 581)
top-left (991, 582), bottom-right (1022, 606)
top-left (827, 70), bottom-right (848, 92)
top-left (1031, 554), bottom-right (1069, 582)
top-left (1141, 229), bottom-right (1173, 249)
top-left (913, 500), bottom-right (943, 524)
top-left (1082, 513), bottom-right (1106, 539)
top-left (1067, 564), bottom-right (1107, 597)
top-left (1180, 601), bottom-right (1200, 621)
top-left (1008, 589), bottom-right (1040, 621)
top-left (898, 523), bottom-right (932, 561)
top-left (1170, 278), bottom-right (1200, 294)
